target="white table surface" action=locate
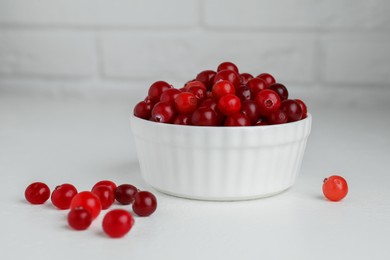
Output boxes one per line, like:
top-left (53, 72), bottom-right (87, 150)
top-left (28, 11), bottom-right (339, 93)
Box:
top-left (1, 90), bottom-right (389, 260)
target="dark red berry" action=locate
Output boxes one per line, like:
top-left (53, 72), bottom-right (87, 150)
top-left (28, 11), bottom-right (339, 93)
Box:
top-left (213, 69), bottom-right (241, 89)
top-left (147, 81), bottom-right (172, 103)
top-left (212, 80), bottom-right (235, 100)
top-left (199, 98), bottom-right (218, 111)
top-left (217, 61), bottom-right (239, 74)
top-left (151, 102), bottom-right (176, 123)
top-left (280, 99), bottom-right (303, 122)
top-left (174, 92), bottom-right (198, 115)
top-left (247, 78), bottom-right (267, 95)
top-left (102, 209), bottom-right (134, 238)
top-left (68, 207), bottom-right (92, 230)
top-left (25, 182), bottom-right (51, 205)
top-left (134, 101), bottom-right (154, 120)
top-left (185, 80), bottom-right (206, 90)
top-left (188, 86), bottom-right (207, 103)
top-left (268, 83), bottom-right (289, 101)
top-left (295, 99), bottom-right (308, 118)
top-left (241, 100), bottom-right (260, 124)
top-left (235, 85), bottom-right (252, 101)
top-left (256, 73), bottom-right (276, 87)
top-left (173, 114), bottom-right (192, 125)
top-left (115, 184), bottom-right (138, 205)
top-left (91, 185), bottom-right (115, 210)
top-left (196, 70), bottom-right (216, 91)
top-left (160, 88), bottom-right (181, 104)
top-left (51, 183), bottom-right (78, 210)
top-left (224, 113), bottom-right (251, 126)
top-left (254, 89), bottom-right (282, 116)
top-left (217, 94), bottom-right (241, 116)
top-left (240, 73), bottom-right (254, 85)
top-left (268, 110), bottom-right (288, 125)
top-left (191, 107), bottom-right (219, 126)
top-left (132, 191), bottom-right (157, 217)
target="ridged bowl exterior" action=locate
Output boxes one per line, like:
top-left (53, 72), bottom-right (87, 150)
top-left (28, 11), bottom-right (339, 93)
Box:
top-left (130, 114), bottom-right (312, 201)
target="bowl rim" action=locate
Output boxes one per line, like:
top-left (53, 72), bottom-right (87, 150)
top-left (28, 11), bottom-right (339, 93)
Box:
top-left (131, 113), bottom-right (311, 130)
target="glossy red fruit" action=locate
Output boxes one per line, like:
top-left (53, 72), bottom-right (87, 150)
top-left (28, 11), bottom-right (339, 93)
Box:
top-left (174, 92), bottom-right (198, 115)
top-left (151, 102), bottom-right (176, 123)
top-left (199, 98), bottom-right (218, 111)
top-left (247, 78), bottom-right (267, 95)
top-left (322, 175), bottom-right (348, 201)
top-left (268, 83), bottom-right (289, 101)
top-left (185, 80), bottom-right (206, 90)
top-left (256, 73), bottom-right (276, 87)
top-left (218, 94), bottom-right (241, 116)
top-left (295, 99), bottom-right (308, 119)
top-left (70, 191), bottom-right (102, 220)
top-left (173, 114), bottom-right (192, 125)
top-left (191, 107), bottom-right (219, 126)
top-left (280, 99), bottom-right (303, 122)
top-left (254, 89), bottom-right (282, 116)
top-left (240, 73), bottom-right (254, 85)
top-left (196, 70), bottom-right (216, 91)
top-left (132, 191), bottom-right (157, 217)
top-left (25, 182), bottom-right (51, 205)
top-left (213, 69), bottom-right (241, 89)
top-left (115, 184), bottom-right (138, 205)
top-left (92, 180), bottom-right (117, 192)
top-left (241, 100), bottom-right (260, 124)
top-left (268, 110), bottom-right (288, 125)
top-left (91, 185), bottom-right (115, 210)
top-left (133, 101), bottom-right (154, 120)
top-left (188, 86), bottom-right (207, 103)
top-left (51, 183), bottom-right (78, 210)
top-left (102, 209), bottom-right (134, 238)
top-left (212, 80), bottom-right (235, 100)
top-left (147, 81), bottom-right (172, 103)
top-left (68, 207), bottom-right (92, 231)
top-left (224, 113), bottom-right (251, 126)
top-left (235, 85), bottom-right (252, 101)
top-left (217, 61), bottom-right (239, 74)
top-left (160, 88), bottom-right (181, 104)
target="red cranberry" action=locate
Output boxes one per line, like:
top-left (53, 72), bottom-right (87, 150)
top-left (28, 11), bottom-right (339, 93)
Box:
top-left (174, 92), bottom-right (198, 115)
top-left (295, 99), bottom-right (308, 118)
top-left (160, 88), bottom-right (181, 104)
top-left (132, 191), bottom-right (157, 217)
top-left (256, 73), bottom-right (276, 87)
top-left (92, 180), bottom-right (117, 192)
top-left (115, 184), bottom-right (138, 205)
top-left (240, 73), bottom-right (254, 85)
top-left (102, 209), bottom-right (134, 238)
top-left (254, 89), bottom-right (281, 116)
top-left (199, 98), bottom-right (218, 111)
top-left (241, 100), bottom-right (260, 124)
top-left (217, 94), bottom-right (241, 116)
top-left (212, 80), bottom-right (235, 100)
top-left (247, 78), bottom-right (267, 95)
top-left (280, 99), bottom-right (303, 122)
top-left (91, 185), bottom-right (115, 210)
top-left (268, 83), bottom-right (289, 101)
top-left (173, 114), bottom-right (192, 125)
top-left (68, 207), bottom-right (92, 230)
top-left (51, 183), bottom-right (78, 210)
top-left (235, 85), bottom-right (252, 101)
top-left (196, 70), bottom-right (216, 91)
top-left (224, 113), bottom-right (251, 126)
top-left (268, 110), bottom-right (288, 125)
top-left (188, 86), bottom-right (207, 103)
top-left (25, 182), bottom-right (51, 205)
top-left (134, 101), bottom-right (154, 120)
top-left (70, 191), bottom-right (101, 220)
top-left (185, 80), bottom-right (207, 90)
top-left (151, 102), bottom-right (176, 123)
top-left (213, 69), bottom-right (241, 89)
top-left (217, 61), bottom-right (239, 74)
top-left (147, 81), bottom-right (172, 103)
top-left (191, 107), bottom-right (219, 126)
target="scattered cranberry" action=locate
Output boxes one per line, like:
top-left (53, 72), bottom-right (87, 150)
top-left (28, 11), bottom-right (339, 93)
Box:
top-left (91, 185), bottom-right (115, 210)
top-left (115, 184), bottom-right (138, 205)
top-left (268, 110), bottom-right (288, 125)
top-left (151, 102), bottom-right (176, 123)
top-left (92, 180), bottom-right (117, 192)
top-left (322, 175), bottom-right (348, 201)
top-left (280, 99), bottom-right (303, 122)
top-left (241, 100), bottom-right (260, 124)
top-left (174, 92), bottom-right (198, 115)
top-left (132, 191), bottom-right (157, 217)
top-left (133, 101), bottom-right (154, 120)
top-left (212, 80), bottom-right (235, 100)
top-left (224, 113), bottom-right (251, 126)
top-left (295, 99), bottom-right (308, 119)
top-left (70, 191), bottom-right (102, 220)
top-left (218, 94), bottom-right (241, 116)
top-left (160, 88), bottom-right (181, 104)
top-left (240, 73), bottom-right (254, 84)
top-left (25, 182), bottom-right (51, 205)
top-left (217, 61), bottom-right (239, 74)
top-left (196, 70), bottom-right (216, 91)
top-left (102, 209), bottom-right (135, 238)
top-left (147, 81), bottom-right (172, 103)
top-left (51, 183), bottom-right (78, 210)
top-left (213, 69), bottom-right (241, 89)
top-left (191, 107), bottom-right (219, 126)
top-left (68, 207), bottom-right (92, 230)
top-left (256, 73), bottom-right (276, 87)
top-left (254, 89), bottom-right (281, 116)
top-left (247, 78), bottom-right (267, 95)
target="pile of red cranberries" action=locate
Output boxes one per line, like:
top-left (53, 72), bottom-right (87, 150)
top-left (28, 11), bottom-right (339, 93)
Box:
top-left (134, 62), bottom-right (308, 126)
top-left (24, 180), bottom-right (157, 238)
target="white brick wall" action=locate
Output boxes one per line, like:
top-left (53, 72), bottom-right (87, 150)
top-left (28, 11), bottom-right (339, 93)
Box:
top-left (0, 0), bottom-right (389, 98)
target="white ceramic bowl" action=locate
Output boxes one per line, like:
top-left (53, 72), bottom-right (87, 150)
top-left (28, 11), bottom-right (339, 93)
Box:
top-left (131, 114), bottom-right (312, 201)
